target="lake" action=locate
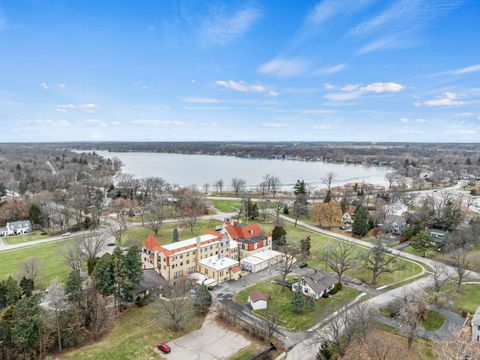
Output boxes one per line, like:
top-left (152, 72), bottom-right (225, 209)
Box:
top-left (94, 151), bottom-right (389, 189)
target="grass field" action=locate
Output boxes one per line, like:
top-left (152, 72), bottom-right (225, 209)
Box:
top-left (422, 310), bottom-right (446, 331)
top-left (61, 303), bottom-right (204, 360)
top-left (210, 199), bottom-right (242, 213)
top-left (428, 283), bottom-right (480, 315)
top-left (4, 231), bottom-right (50, 245)
top-left (0, 239), bottom-right (74, 288)
top-left (235, 281), bottom-right (359, 331)
top-left (255, 218), bottom-right (423, 287)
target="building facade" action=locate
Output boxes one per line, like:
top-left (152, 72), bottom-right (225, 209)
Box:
top-left (0, 220), bottom-right (32, 237)
top-left (221, 220), bottom-right (272, 259)
top-left (473, 307), bottom-right (480, 343)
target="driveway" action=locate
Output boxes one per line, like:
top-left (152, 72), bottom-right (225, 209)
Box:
top-left (162, 314), bottom-right (253, 360)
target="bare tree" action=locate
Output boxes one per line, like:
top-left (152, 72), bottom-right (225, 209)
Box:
top-left (396, 290), bottom-right (427, 349)
top-left (316, 308), bottom-right (355, 357)
top-left (203, 183), bottom-right (209, 194)
top-left (18, 257), bottom-right (42, 283)
top-left (231, 178), bottom-right (246, 196)
top-left (79, 231), bottom-right (106, 274)
top-left (272, 200), bottom-right (284, 224)
top-left (63, 242), bottom-right (85, 273)
top-left (321, 172), bottom-right (337, 191)
top-left (432, 263), bottom-right (447, 293)
top-left (433, 325), bottom-right (480, 360)
top-left (292, 193), bottom-right (308, 226)
top-left (146, 197), bottom-right (165, 235)
top-left (279, 245), bottom-right (299, 291)
top-left (269, 176), bottom-right (281, 197)
top-left (449, 248), bottom-right (471, 289)
top-left (259, 294), bottom-right (281, 343)
top-left (321, 242), bottom-right (356, 282)
top-left (179, 187), bottom-right (206, 233)
top-left (45, 280), bottom-right (68, 351)
top-left (214, 179), bottom-right (224, 193)
top-left (157, 277), bottom-right (194, 332)
top-left (385, 172), bottom-right (398, 190)
top-left (362, 239), bottom-right (404, 285)
top-left (258, 198), bottom-right (271, 222)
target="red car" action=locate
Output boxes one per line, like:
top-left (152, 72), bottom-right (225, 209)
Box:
top-left (157, 343), bottom-right (171, 354)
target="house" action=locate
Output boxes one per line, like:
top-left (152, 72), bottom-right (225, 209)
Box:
top-left (248, 291), bottom-right (267, 310)
top-left (222, 220), bottom-right (272, 259)
top-left (427, 228), bottom-right (447, 247)
top-left (137, 269), bottom-right (168, 297)
top-left (240, 249), bottom-right (284, 273)
top-left (141, 229), bottom-right (239, 284)
top-left (292, 269), bottom-right (336, 300)
top-left (385, 202), bottom-right (408, 217)
top-left (0, 220), bottom-right (32, 237)
top-left (383, 215), bottom-right (406, 235)
top-left (473, 307), bottom-right (480, 343)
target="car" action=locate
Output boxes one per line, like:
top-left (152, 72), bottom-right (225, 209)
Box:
top-left (106, 242), bottom-right (116, 247)
top-left (62, 232), bottom-right (71, 237)
top-left (298, 262), bottom-right (308, 269)
top-left (157, 343), bottom-right (171, 354)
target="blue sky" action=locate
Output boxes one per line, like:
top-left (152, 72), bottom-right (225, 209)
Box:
top-left (0, 0), bottom-right (479, 142)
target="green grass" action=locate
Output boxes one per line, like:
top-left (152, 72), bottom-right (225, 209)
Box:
top-left (255, 218), bottom-right (423, 287)
top-left (422, 310), bottom-right (446, 331)
top-left (0, 240), bottom-right (74, 288)
top-left (235, 281), bottom-right (359, 332)
top-left (122, 219), bottom-right (222, 247)
top-left (61, 302), bottom-right (203, 360)
top-left (3, 231), bottom-right (50, 245)
top-left (228, 346), bottom-right (258, 360)
top-left (428, 283), bottom-right (480, 315)
top-left (210, 199), bottom-right (242, 213)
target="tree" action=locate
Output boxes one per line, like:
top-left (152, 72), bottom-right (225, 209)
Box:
top-left (283, 203), bottom-right (289, 215)
top-left (63, 242), bottom-right (85, 273)
top-left (259, 295), bottom-right (280, 343)
top-left (157, 277), bottom-right (194, 332)
top-left (18, 257), bottom-right (42, 285)
top-left (449, 248), bottom-right (470, 289)
top-left (410, 231), bottom-right (434, 258)
top-left (385, 172), bottom-right (398, 189)
top-left (146, 198), bottom-right (165, 235)
top-left (321, 172), bottom-right (336, 191)
top-left (19, 277), bottom-right (34, 297)
top-left (432, 263), bottom-right (447, 293)
top-left (231, 178), bottom-right (246, 196)
top-left (311, 201), bottom-right (342, 228)
top-left (272, 225), bottom-right (287, 250)
top-left (172, 227), bottom-right (179, 243)
top-left (122, 246), bottom-right (143, 304)
top-left (362, 239), bottom-right (403, 285)
top-left (433, 325), bottom-right (479, 360)
top-left (193, 284), bottom-right (212, 315)
top-left (292, 193), bottom-right (308, 226)
top-left (321, 242), bottom-right (356, 282)
top-left (45, 280), bottom-right (68, 351)
top-left (203, 183), bottom-right (209, 194)
top-left (291, 284), bottom-right (305, 313)
top-left (352, 205), bottom-right (369, 237)
top-left (300, 235), bottom-right (311, 257)
top-left (79, 232), bottom-right (106, 275)
top-left (0, 276), bottom-right (22, 310)
top-left (293, 179), bottom-right (307, 196)
top-left (65, 270), bottom-right (83, 305)
top-left (178, 187), bottom-right (206, 233)
top-left (396, 290), bottom-right (427, 348)
top-left (214, 179), bottom-right (224, 193)
top-left (269, 176), bottom-right (281, 197)
top-left (279, 245), bottom-right (299, 291)
top-left (28, 203), bottom-right (43, 227)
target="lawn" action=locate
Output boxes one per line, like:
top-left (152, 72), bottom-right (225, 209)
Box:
top-left (61, 302), bottom-right (204, 360)
top-left (4, 231), bottom-right (50, 245)
top-left (255, 218), bottom-right (423, 287)
top-left (235, 281), bottom-right (359, 332)
top-left (427, 283), bottom-right (480, 315)
top-left (422, 310), bottom-right (446, 331)
top-left (122, 219), bottom-right (222, 247)
top-left (0, 239), bottom-right (74, 288)
top-left (210, 199), bottom-right (243, 213)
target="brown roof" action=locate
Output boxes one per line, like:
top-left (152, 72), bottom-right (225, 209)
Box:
top-left (225, 223), bottom-right (263, 240)
top-left (143, 234), bottom-right (162, 252)
top-left (249, 291), bottom-right (267, 302)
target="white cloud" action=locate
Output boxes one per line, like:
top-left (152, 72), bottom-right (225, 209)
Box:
top-left (261, 122), bottom-right (288, 128)
top-left (216, 80), bottom-right (277, 96)
top-left (435, 64), bottom-right (480, 77)
top-left (416, 118), bottom-right (427, 123)
top-left (257, 57), bottom-right (310, 78)
top-left (40, 82), bottom-right (49, 90)
top-left (400, 118), bottom-right (409, 123)
top-left (313, 124), bottom-right (332, 130)
top-left (57, 83), bottom-right (66, 88)
top-left (419, 92), bottom-right (465, 107)
top-left (312, 63), bottom-right (347, 75)
top-left (81, 119), bottom-right (107, 127)
top-left (182, 97), bottom-right (221, 104)
top-left (305, 0), bottom-right (374, 27)
top-left (55, 103), bottom-right (99, 113)
top-left (325, 82), bottom-right (405, 101)
top-left (200, 7), bottom-right (262, 47)
top-left (129, 120), bottom-right (184, 127)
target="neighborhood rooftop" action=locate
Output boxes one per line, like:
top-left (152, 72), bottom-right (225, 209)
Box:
top-left (199, 255), bottom-right (239, 271)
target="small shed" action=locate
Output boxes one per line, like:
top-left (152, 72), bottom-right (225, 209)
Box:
top-left (248, 291), bottom-right (267, 310)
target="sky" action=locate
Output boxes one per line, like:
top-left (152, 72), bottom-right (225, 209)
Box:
top-left (0, 0), bottom-right (479, 143)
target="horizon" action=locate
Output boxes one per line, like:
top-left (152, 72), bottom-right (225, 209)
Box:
top-left (0, 0), bottom-right (479, 142)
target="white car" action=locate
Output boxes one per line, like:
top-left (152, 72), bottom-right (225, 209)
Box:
top-left (62, 232), bottom-right (71, 237)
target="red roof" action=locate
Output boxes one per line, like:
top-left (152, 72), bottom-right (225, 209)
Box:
top-left (225, 224), bottom-right (264, 240)
top-left (230, 264), bottom-right (241, 273)
top-left (143, 234), bottom-right (163, 252)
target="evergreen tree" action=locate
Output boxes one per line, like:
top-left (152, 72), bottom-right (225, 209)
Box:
top-left (19, 277), bottom-right (34, 297)
top-left (283, 203), bottom-right (289, 215)
top-left (65, 270), bottom-right (83, 304)
top-left (308, 295), bottom-right (316, 310)
top-left (293, 180), bottom-right (307, 195)
top-left (193, 284), bottom-right (212, 315)
top-left (123, 246), bottom-right (143, 303)
top-left (272, 225), bottom-right (287, 250)
top-left (0, 276), bottom-right (22, 310)
top-left (292, 285), bottom-right (305, 313)
top-left (28, 203), bottom-right (43, 226)
top-left (0, 182), bottom-right (6, 197)
top-left (172, 227), bottom-right (179, 243)
top-left (323, 190), bottom-right (332, 203)
top-left (411, 231), bottom-right (434, 258)
top-left (300, 235), bottom-right (311, 257)
top-left (94, 254), bottom-right (115, 297)
top-left (352, 205), bottom-right (369, 237)
top-left (316, 342), bottom-right (333, 360)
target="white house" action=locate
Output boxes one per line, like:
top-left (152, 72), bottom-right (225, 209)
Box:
top-left (0, 220), bottom-right (32, 237)
top-left (292, 269), bottom-right (336, 300)
top-left (382, 215), bottom-right (407, 235)
top-left (473, 306), bottom-right (480, 343)
top-left (240, 249), bottom-right (283, 273)
top-left (385, 202), bottom-right (408, 217)
top-left (248, 291), bottom-right (267, 310)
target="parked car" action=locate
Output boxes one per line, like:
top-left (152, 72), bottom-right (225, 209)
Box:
top-left (107, 242), bottom-right (116, 247)
top-left (62, 232), bottom-right (71, 237)
top-left (298, 262), bottom-right (308, 269)
top-left (157, 343), bottom-right (171, 354)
